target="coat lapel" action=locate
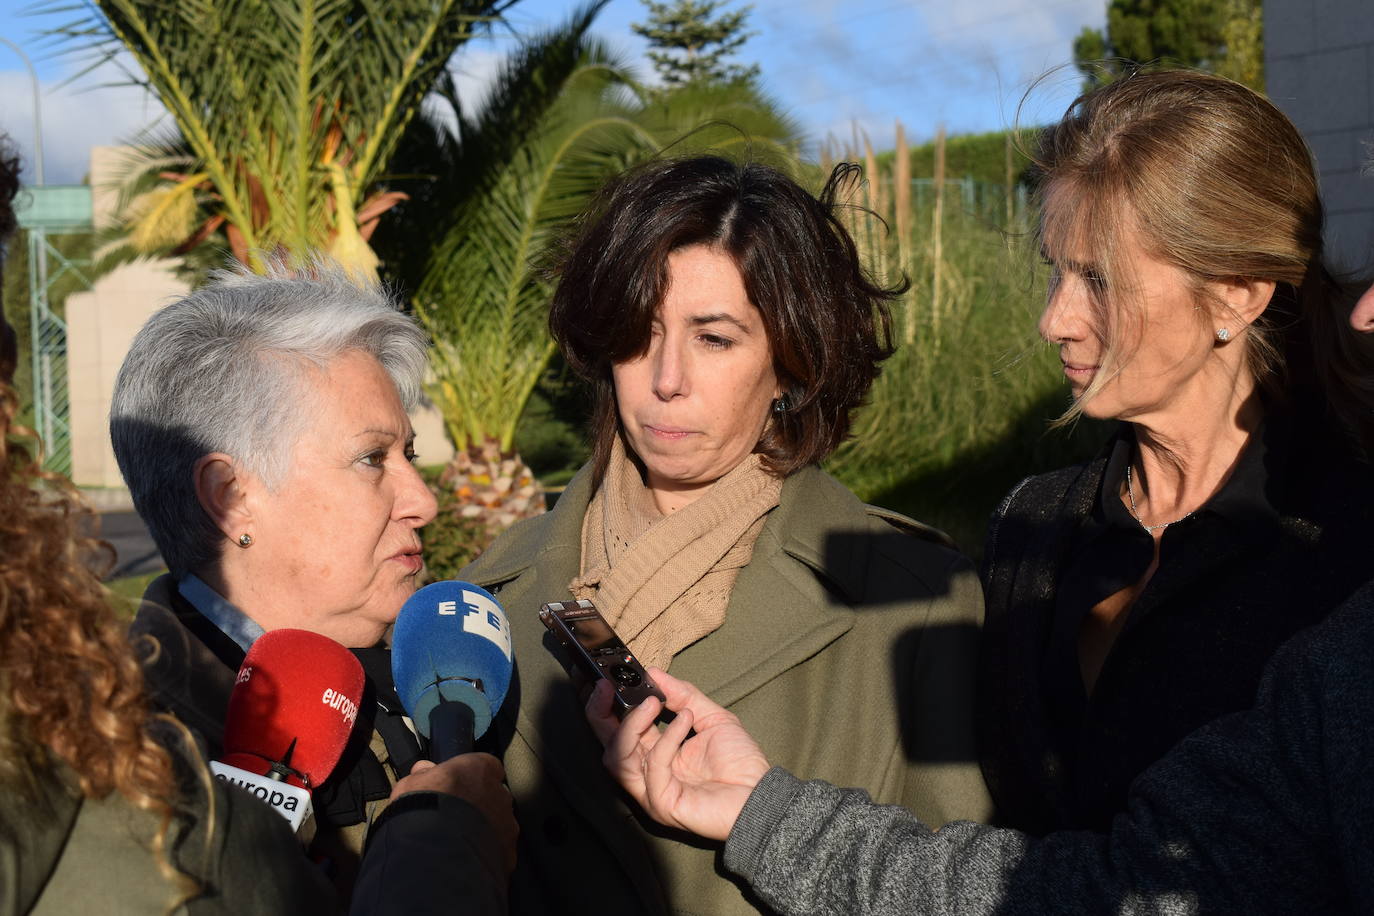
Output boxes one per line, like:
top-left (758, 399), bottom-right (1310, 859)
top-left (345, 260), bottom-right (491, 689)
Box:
top-left (464, 468), bottom-right (672, 911)
top-left (672, 467), bottom-right (862, 707)
top-left (462, 463), bottom-right (884, 911)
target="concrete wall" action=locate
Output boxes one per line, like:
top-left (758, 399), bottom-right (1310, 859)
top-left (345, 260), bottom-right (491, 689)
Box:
top-left (66, 146), bottom-right (454, 491)
top-left (1265, 0), bottom-right (1374, 274)
top-left (67, 147), bottom-right (190, 489)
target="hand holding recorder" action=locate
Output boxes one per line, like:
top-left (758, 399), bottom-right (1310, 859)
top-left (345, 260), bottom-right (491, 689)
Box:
top-left (585, 667), bottom-right (771, 842)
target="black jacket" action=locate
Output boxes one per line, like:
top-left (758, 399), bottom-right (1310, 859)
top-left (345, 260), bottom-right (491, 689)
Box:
top-left (978, 407), bottom-right (1374, 834)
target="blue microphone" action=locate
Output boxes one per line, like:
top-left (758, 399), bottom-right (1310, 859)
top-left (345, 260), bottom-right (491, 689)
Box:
top-left (392, 581), bottom-right (514, 761)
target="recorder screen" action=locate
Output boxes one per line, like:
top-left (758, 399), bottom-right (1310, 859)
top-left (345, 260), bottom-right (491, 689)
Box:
top-left (566, 614), bottom-right (619, 654)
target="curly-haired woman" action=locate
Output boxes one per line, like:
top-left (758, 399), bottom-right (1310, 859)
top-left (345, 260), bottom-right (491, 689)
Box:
top-left (0, 139), bottom-right (338, 914)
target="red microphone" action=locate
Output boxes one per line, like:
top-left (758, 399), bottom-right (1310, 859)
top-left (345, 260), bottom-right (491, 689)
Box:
top-left (211, 629), bottom-right (365, 836)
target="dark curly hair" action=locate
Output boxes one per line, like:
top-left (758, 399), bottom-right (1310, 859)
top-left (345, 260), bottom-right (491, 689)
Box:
top-left (549, 156), bottom-right (900, 484)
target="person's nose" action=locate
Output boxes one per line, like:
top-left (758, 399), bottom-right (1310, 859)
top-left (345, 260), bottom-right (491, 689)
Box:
top-left (651, 334), bottom-right (689, 402)
top-left (397, 461), bottom-right (439, 528)
top-left (1038, 272), bottom-right (1092, 344)
top-left (1351, 282), bottom-right (1374, 333)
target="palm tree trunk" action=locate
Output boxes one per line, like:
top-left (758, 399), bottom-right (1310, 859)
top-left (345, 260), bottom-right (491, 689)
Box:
top-left (440, 436), bottom-right (547, 532)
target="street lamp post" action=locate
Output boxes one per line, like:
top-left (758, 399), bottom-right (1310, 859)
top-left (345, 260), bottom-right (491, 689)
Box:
top-left (0, 35), bottom-right (61, 465)
top-left (0, 36), bottom-right (45, 187)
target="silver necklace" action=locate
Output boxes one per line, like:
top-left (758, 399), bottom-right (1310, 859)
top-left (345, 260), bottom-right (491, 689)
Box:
top-left (1125, 464), bottom-right (1195, 532)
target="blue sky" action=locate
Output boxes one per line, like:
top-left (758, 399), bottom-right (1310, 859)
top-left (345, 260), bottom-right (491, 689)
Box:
top-left (0, 0), bottom-right (1104, 185)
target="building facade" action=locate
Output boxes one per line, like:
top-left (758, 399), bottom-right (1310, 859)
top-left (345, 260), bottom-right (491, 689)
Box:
top-left (1265, 0), bottom-right (1374, 274)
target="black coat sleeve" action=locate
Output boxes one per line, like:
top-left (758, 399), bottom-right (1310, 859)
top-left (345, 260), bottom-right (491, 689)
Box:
top-left (349, 792), bottom-right (507, 916)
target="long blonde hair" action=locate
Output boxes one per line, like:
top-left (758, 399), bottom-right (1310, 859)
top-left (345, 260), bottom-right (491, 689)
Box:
top-left (1033, 68), bottom-right (1374, 447)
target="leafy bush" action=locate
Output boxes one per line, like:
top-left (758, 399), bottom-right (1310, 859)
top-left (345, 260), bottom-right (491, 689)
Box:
top-left (823, 167), bottom-right (1107, 561)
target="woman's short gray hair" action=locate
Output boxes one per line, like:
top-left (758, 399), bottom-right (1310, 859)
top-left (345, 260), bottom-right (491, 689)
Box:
top-left (110, 261), bottom-right (429, 577)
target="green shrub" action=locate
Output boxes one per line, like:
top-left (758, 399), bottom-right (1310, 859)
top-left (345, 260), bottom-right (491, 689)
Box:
top-left (825, 172), bottom-right (1108, 562)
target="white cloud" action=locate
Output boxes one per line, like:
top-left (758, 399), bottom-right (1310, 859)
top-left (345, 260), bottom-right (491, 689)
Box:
top-left (0, 56), bottom-right (168, 185)
top-left (754, 0), bottom-right (1105, 143)
top-left (449, 46), bottom-right (510, 116)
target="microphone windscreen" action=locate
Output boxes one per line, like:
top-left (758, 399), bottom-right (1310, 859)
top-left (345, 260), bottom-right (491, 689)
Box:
top-left (221, 628), bottom-right (364, 791)
top-left (391, 581), bottom-right (513, 740)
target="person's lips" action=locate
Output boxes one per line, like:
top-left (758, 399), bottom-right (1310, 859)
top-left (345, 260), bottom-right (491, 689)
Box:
top-left (643, 424), bottom-right (697, 441)
top-left (1061, 360), bottom-right (1098, 383)
top-left (390, 546), bottom-right (423, 574)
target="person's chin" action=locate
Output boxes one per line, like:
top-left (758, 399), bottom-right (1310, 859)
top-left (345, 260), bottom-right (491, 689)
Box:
top-left (1074, 395), bottom-right (1121, 420)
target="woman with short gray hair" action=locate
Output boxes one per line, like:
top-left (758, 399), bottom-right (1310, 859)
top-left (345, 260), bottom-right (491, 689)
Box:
top-left (111, 261), bottom-right (439, 893)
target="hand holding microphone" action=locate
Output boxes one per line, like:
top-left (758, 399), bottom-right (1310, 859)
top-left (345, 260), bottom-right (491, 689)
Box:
top-left (389, 581), bottom-right (519, 872)
top-left (586, 667), bottom-right (771, 843)
top-left (388, 753), bottom-right (518, 875)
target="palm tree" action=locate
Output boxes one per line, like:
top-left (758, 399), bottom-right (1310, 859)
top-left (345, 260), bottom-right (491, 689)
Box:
top-left (43, 0), bottom-right (513, 280)
top-left (380, 2), bottom-right (800, 532)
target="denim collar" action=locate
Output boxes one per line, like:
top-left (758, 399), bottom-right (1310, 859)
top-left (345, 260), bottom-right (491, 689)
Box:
top-left (177, 573), bottom-right (265, 655)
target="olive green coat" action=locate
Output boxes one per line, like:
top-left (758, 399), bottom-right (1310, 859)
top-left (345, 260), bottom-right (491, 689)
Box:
top-left (0, 751), bottom-right (336, 916)
top-left (463, 463), bottom-right (992, 916)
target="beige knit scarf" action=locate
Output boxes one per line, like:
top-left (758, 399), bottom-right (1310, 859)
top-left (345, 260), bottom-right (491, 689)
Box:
top-left (569, 436), bottom-right (783, 671)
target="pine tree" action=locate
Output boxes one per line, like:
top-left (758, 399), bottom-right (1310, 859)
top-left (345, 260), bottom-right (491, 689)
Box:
top-left (632, 0), bottom-right (760, 86)
top-left (1072, 0), bottom-right (1263, 92)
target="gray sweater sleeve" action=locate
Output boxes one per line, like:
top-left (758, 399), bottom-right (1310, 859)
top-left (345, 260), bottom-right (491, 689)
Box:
top-left (723, 585), bottom-right (1374, 916)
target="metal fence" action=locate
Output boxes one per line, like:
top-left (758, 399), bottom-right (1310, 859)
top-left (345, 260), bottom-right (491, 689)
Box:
top-left (13, 185), bottom-right (94, 476)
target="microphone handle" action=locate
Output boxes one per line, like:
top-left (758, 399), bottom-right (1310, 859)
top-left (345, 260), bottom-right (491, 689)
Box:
top-left (429, 701), bottom-right (475, 761)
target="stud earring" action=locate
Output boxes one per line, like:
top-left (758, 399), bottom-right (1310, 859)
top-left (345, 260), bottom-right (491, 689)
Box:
top-left (1215, 328), bottom-right (1231, 342)
top-left (771, 393), bottom-right (792, 415)
top-left (237, 533), bottom-right (253, 548)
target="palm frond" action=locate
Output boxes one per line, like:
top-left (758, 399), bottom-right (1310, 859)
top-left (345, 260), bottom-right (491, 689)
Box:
top-left (409, 15), bottom-right (802, 452)
top-left (37, 0), bottom-right (510, 268)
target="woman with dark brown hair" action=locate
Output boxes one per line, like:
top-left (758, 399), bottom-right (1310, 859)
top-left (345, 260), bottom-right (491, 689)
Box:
top-left (461, 155), bottom-right (991, 915)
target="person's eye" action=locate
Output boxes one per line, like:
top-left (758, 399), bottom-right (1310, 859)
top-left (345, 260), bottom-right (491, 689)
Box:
top-left (405, 449), bottom-right (419, 465)
top-left (359, 450), bottom-right (386, 469)
top-left (699, 333), bottom-right (733, 351)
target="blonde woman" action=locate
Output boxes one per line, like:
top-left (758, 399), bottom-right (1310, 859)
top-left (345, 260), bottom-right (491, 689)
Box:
top-left (978, 69), bottom-right (1374, 834)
